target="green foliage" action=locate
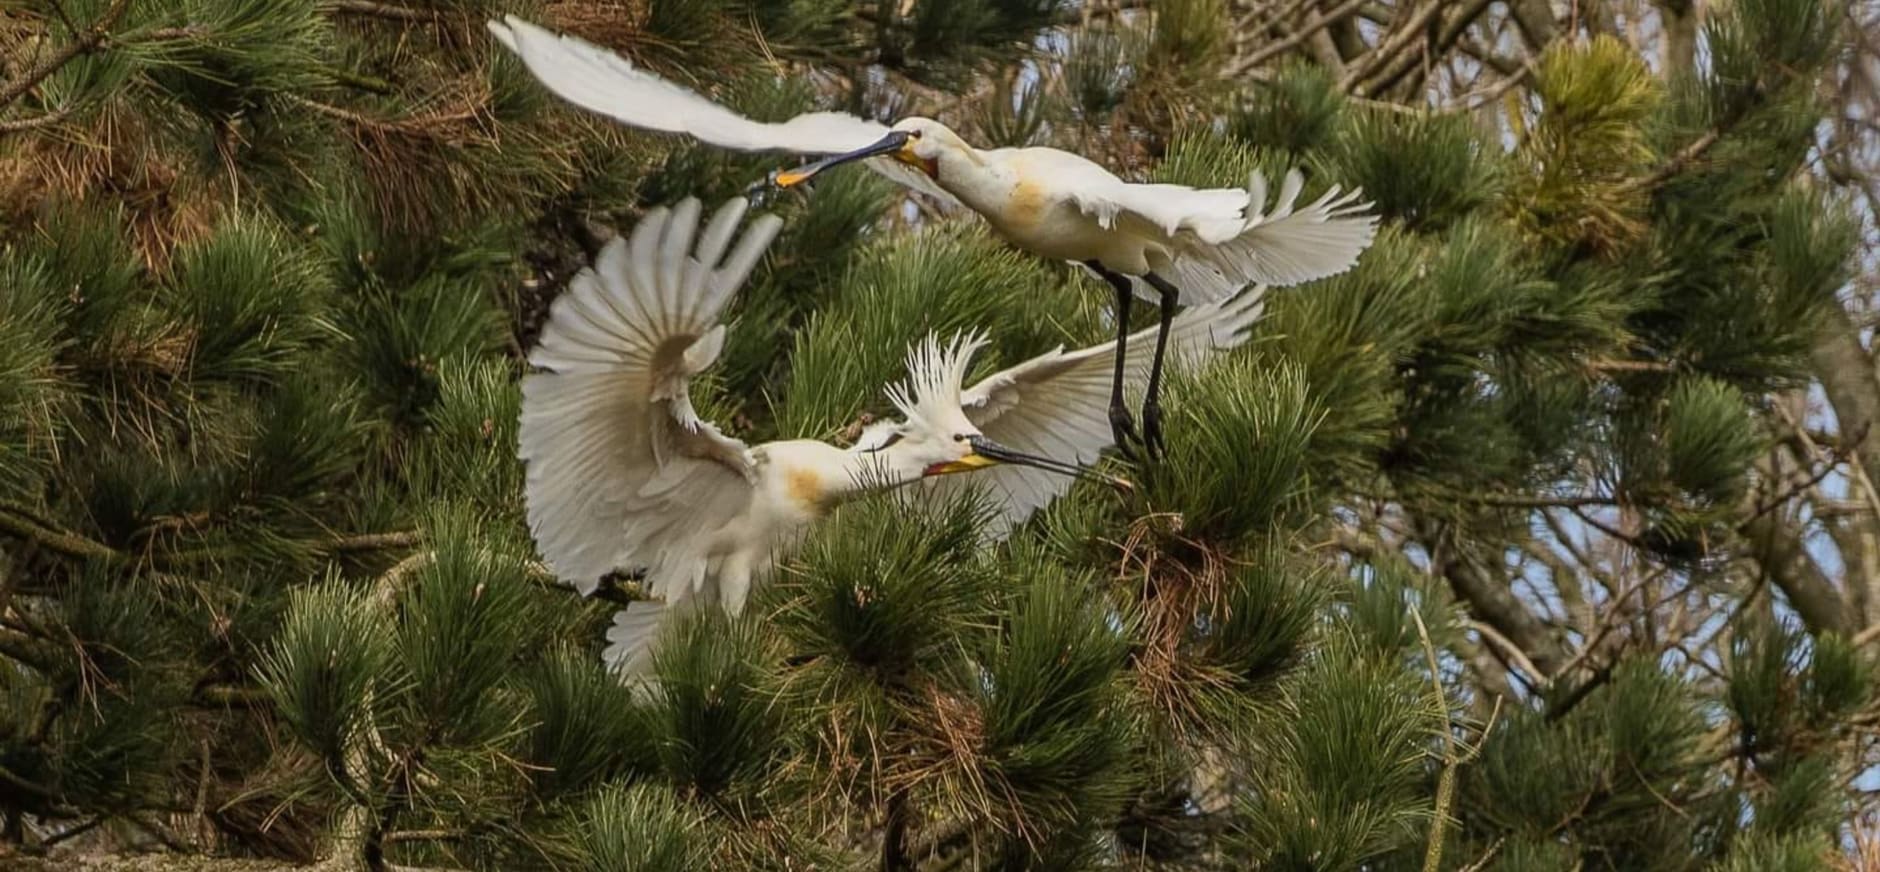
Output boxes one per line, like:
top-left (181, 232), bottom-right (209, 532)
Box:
top-left (1062, 26), bottom-right (1144, 123)
top-left (1728, 620), bottom-right (1873, 758)
top-left (1320, 110), bottom-right (1499, 232)
top-left (974, 552), bottom-right (1135, 836)
top-left (165, 216), bottom-right (332, 384)
top-left (1510, 36), bottom-right (1661, 254)
top-left (1237, 630), bottom-right (1440, 869)
top-left (140, 0), bottom-right (328, 118)
top-left (1749, 754), bottom-right (1839, 839)
top-left (395, 506), bottom-right (537, 745)
top-left (644, 609), bottom-right (786, 799)
top-left (2, 0), bottom-right (1866, 865)
top-left (1464, 660), bottom-right (1718, 868)
top-left (0, 253), bottom-right (73, 496)
top-left (259, 572), bottom-right (396, 767)
top-left (1199, 545), bottom-right (1323, 698)
top-left (1229, 61), bottom-right (1346, 155)
top-left (1708, 833), bottom-right (1833, 872)
top-left (776, 486), bottom-right (995, 674)
top-left (777, 221), bottom-right (1091, 439)
top-left (566, 782), bottom-right (713, 872)
top-left (522, 646), bottom-right (652, 799)
top-left (1147, 0), bottom-right (1227, 80)
top-left (1703, 0), bottom-right (1841, 116)
top-left (1646, 376), bottom-right (1764, 506)
top-left (1142, 358), bottom-right (1322, 543)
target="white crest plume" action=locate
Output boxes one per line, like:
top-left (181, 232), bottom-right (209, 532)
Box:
top-left (886, 330), bottom-right (989, 434)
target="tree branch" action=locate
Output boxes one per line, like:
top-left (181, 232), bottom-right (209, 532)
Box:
top-left (0, 105), bottom-right (75, 133)
top-left (1227, 0), bottom-right (1369, 76)
top-left (1426, 521), bottom-right (1571, 676)
top-left (0, 0), bottom-right (133, 109)
top-left (1614, 128), bottom-right (1723, 194)
top-left (0, 502), bottom-right (123, 563)
top-left (318, 0), bottom-right (440, 22)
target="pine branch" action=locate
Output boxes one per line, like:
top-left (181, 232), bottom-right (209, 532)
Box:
top-left (1614, 128), bottom-right (1723, 194)
top-left (0, 759), bottom-right (78, 816)
top-left (0, 105), bottom-right (75, 133)
top-left (318, 0), bottom-right (441, 23)
top-left (0, 0), bottom-right (133, 109)
top-left (324, 530), bottom-right (423, 553)
top-left (0, 628), bottom-right (61, 672)
top-left (0, 501), bottom-right (124, 563)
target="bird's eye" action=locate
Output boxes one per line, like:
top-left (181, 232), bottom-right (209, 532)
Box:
top-left (952, 433), bottom-right (967, 442)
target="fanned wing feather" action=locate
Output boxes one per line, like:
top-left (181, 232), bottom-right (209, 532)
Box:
top-left (1069, 166), bottom-right (1378, 303)
top-left (518, 197), bottom-right (782, 602)
top-left (488, 16), bottom-right (957, 203)
top-left (940, 289), bottom-right (1269, 538)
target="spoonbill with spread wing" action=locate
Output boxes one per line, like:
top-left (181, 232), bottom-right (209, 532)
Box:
top-left (519, 196), bottom-right (1262, 673)
top-left (488, 15), bottom-right (1375, 457)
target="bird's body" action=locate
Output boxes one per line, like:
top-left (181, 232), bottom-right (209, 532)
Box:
top-left (519, 196), bottom-right (1260, 673)
top-left (488, 15), bottom-right (1377, 453)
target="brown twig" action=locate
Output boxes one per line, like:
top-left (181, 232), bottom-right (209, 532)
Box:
top-left (0, 105), bottom-right (75, 133)
top-left (323, 530), bottom-right (423, 554)
top-left (318, 0), bottom-right (440, 22)
top-left (0, 0), bottom-right (133, 109)
top-left (0, 502), bottom-right (123, 563)
top-left (1227, 0), bottom-right (1370, 76)
top-left (1615, 128), bottom-right (1723, 194)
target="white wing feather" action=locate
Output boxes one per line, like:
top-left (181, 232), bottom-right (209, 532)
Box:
top-left (1067, 164), bottom-right (1378, 303)
top-left (488, 16), bottom-right (957, 203)
top-left (941, 289), bottom-right (1269, 538)
top-left (518, 196), bottom-right (782, 600)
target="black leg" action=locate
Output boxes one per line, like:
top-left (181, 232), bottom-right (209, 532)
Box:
top-left (1141, 273), bottom-right (1181, 458)
top-left (1086, 260), bottom-right (1140, 457)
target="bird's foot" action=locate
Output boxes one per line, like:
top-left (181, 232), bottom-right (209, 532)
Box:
top-left (1109, 404), bottom-right (1142, 461)
top-left (1141, 399), bottom-right (1165, 460)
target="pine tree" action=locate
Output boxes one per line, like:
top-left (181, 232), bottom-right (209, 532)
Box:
top-left (1, 0), bottom-right (1875, 870)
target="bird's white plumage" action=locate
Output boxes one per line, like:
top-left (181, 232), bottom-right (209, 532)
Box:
top-left (519, 197), bottom-right (781, 600)
top-left (487, 15), bottom-right (956, 202)
top-left (490, 16), bottom-right (1376, 305)
top-left (521, 196), bottom-right (1266, 674)
top-left (937, 289), bottom-right (1267, 537)
top-left (1023, 150), bottom-right (1376, 303)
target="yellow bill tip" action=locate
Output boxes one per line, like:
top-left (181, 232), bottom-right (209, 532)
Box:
top-left (772, 168), bottom-right (814, 187)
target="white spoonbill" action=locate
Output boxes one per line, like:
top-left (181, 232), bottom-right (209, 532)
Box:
top-left (487, 14), bottom-right (1376, 457)
top-left (519, 196), bottom-right (1262, 673)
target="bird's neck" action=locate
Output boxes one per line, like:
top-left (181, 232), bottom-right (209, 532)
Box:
top-left (764, 440), bottom-right (924, 516)
top-left (932, 147), bottom-right (1006, 208)
top-left (834, 444), bottom-right (929, 495)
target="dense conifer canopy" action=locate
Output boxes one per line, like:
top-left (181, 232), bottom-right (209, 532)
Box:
top-left (1, 0), bottom-right (1876, 868)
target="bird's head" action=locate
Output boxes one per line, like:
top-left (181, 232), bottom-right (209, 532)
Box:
top-left (771, 118), bottom-right (967, 187)
top-left (856, 332), bottom-right (1130, 488)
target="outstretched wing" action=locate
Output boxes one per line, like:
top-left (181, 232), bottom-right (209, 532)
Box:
top-left (944, 289), bottom-right (1268, 538)
top-left (1068, 165), bottom-right (1377, 303)
top-left (487, 16), bottom-right (955, 203)
top-left (519, 196), bottom-right (782, 598)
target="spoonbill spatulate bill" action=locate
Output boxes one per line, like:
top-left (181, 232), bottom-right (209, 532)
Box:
top-left (519, 196), bottom-right (1262, 673)
top-left (487, 15), bottom-right (1378, 457)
